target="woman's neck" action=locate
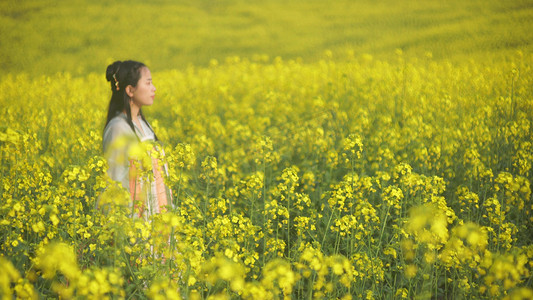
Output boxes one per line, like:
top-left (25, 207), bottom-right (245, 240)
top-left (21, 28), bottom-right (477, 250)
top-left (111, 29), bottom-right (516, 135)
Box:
top-left (129, 103), bottom-right (141, 122)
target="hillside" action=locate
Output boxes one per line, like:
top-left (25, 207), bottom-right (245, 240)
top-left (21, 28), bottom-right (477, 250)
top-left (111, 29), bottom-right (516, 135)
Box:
top-left (1, 0), bottom-right (532, 75)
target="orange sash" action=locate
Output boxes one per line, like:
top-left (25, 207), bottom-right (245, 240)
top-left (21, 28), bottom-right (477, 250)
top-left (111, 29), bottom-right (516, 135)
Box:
top-left (128, 146), bottom-right (171, 218)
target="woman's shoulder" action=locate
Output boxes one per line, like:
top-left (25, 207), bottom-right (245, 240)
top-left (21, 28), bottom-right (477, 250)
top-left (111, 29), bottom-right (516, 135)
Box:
top-left (103, 114), bottom-right (136, 149)
top-left (104, 114), bottom-right (132, 134)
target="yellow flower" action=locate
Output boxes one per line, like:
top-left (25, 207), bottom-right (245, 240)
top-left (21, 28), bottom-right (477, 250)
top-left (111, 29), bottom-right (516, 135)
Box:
top-left (200, 255), bottom-right (245, 293)
top-left (34, 242), bottom-right (80, 280)
top-left (31, 221), bottom-right (45, 233)
top-left (404, 264), bottom-right (418, 279)
top-left (503, 287), bottom-right (533, 300)
top-left (0, 257), bottom-right (21, 298)
top-left (395, 288), bottom-right (409, 299)
top-left (262, 259), bottom-right (298, 296)
top-left (188, 276), bottom-right (197, 286)
top-left (383, 247), bottom-right (397, 259)
top-left (405, 203), bottom-right (448, 248)
top-left (50, 214), bottom-right (59, 226)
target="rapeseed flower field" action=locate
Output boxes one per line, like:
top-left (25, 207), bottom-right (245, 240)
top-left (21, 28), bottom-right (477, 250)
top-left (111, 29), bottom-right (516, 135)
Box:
top-left (1, 49), bottom-right (532, 298)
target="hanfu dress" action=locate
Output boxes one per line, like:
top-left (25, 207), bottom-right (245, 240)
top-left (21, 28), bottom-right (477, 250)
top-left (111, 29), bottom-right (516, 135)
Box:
top-left (102, 113), bottom-right (172, 219)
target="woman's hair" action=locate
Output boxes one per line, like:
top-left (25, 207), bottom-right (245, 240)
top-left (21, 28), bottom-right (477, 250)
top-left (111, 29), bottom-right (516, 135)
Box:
top-left (104, 60), bottom-right (158, 141)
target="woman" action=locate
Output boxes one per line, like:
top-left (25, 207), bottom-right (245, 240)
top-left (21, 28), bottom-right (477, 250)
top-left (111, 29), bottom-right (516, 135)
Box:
top-left (102, 60), bottom-right (172, 219)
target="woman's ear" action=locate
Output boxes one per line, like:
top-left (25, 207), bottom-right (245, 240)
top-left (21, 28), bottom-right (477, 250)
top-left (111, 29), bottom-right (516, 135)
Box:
top-left (125, 85), bottom-right (135, 98)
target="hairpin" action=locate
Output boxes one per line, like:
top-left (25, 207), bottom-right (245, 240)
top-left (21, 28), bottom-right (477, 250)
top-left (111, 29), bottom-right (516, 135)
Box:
top-left (113, 73), bottom-right (119, 91)
top-left (113, 64), bottom-right (121, 91)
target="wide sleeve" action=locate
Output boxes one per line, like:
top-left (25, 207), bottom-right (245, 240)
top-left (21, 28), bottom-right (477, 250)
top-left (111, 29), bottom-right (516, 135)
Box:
top-left (102, 119), bottom-right (136, 192)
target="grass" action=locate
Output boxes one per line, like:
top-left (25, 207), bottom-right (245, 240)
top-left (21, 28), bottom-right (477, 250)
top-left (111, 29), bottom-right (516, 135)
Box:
top-left (0, 0), bottom-right (532, 76)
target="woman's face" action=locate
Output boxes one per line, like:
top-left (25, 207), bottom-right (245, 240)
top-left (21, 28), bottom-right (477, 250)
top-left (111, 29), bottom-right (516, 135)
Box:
top-left (129, 67), bottom-right (156, 107)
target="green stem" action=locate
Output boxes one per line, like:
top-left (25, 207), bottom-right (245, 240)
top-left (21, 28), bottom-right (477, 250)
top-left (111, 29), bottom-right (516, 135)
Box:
top-left (376, 204), bottom-right (391, 257)
top-left (287, 193), bottom-right (291, 260)
top-left (321, 208), bottom-right (336, 251)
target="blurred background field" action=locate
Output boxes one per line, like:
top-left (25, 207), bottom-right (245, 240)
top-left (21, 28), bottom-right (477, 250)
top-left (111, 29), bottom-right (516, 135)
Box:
top-left (1, 0), bottom-right (532, 76)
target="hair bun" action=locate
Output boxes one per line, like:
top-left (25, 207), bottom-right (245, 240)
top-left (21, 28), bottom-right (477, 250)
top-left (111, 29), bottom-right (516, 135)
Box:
top-left (105, 61), bottom-right (122, 82)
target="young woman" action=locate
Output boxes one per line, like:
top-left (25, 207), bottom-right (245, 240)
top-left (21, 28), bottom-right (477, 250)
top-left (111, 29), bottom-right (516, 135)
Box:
top-left (102, 60), bottom-right (172, 219)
